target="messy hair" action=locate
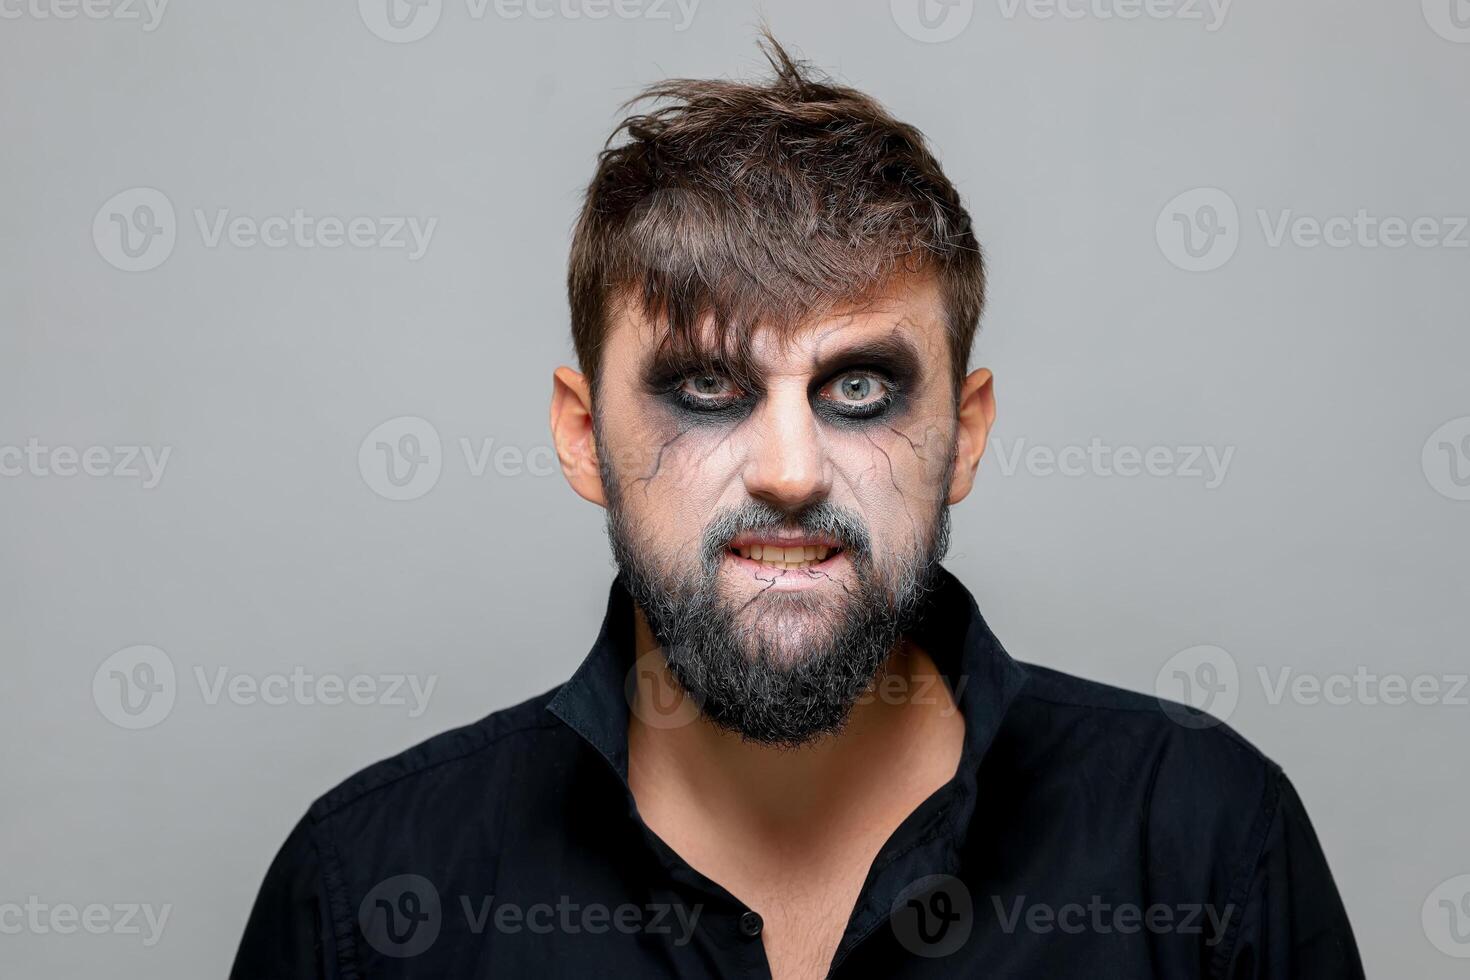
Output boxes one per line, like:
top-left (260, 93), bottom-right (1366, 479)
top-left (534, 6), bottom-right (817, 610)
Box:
top-left (567, 32), bottom-right (985, 402)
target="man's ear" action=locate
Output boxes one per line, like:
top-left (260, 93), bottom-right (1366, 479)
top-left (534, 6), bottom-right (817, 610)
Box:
top-left (550, 365), bottom-right (607, 508)
top-left (946, 368), bottom-right (995, 506)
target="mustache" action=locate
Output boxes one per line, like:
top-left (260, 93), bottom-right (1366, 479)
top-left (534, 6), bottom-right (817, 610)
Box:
top-left (698, 500), bottom-right (873, 571)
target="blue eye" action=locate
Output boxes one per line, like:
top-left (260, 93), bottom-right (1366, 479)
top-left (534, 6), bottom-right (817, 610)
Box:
top-left (667, 373), bottom-right (750, 420)
top-left (836, 375), bottom-right (877, 402)
top-left (682, 374), bottom-right (738, 400)
top-left (661, 368), bottom-right (898, 423)
top-left (819, 371), bottom-right (892, 416)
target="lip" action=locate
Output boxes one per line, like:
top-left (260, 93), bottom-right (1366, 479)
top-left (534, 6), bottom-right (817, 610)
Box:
top-left (722, 546), bottom-right (848, 590)
top-left (727, 531), bottom-right (844, 550)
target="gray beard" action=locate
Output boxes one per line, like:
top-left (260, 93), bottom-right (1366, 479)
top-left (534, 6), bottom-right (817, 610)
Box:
top-left (602, 462), bottom-right (953, 747)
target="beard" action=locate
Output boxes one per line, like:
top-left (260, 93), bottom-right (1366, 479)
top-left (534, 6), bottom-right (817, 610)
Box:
top-left (600, 438), bottom-right (954, 748)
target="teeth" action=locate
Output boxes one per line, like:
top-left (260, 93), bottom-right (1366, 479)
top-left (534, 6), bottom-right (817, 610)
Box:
top-left (731, 543), bottom-right (838, 569)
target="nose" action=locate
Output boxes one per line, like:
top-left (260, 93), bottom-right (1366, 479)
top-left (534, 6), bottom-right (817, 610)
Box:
top-left (740, 388), bottom-right (832, 512)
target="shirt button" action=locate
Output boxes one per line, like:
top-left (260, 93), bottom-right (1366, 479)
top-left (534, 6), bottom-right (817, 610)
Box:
top-left (738, 909), bottom-right (763, 938)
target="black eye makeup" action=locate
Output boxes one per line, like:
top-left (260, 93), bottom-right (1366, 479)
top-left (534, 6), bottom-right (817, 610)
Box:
top-left (807, 336), bottom-right (920, 425)
top-left (813, 368), bottom-right (898, 422)
top-left (640, 356), bottom-right (756, 424)
top-left (669, 371), bottom-right (752, 418)
top-left (639, 334), bottom-right (922, 427)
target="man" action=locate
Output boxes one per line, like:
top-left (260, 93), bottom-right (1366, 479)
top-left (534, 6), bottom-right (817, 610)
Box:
top-left (231, 37), bottom-right (1363, 979)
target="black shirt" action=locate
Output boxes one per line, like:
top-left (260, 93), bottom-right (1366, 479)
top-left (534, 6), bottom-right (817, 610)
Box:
top-left (230, 567), bottom-right (1364, 978)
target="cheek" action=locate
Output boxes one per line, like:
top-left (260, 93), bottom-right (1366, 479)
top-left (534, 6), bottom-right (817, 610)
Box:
top-left (602, 402), bottom-right (722, 484)
top-left (829, 419), bottom-right (953, 548)
top-left (602, 412), bottom-right (745, 539)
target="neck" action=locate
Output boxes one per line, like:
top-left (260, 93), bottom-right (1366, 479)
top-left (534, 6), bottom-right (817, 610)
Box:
top-left (627, 603), bottom-right (965, 836)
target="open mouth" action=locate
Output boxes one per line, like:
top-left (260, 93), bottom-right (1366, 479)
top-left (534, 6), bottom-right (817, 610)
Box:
top-left (725, 535), bottom-right (845, 573)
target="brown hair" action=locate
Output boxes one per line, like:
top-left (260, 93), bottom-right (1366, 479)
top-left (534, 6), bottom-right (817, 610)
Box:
top-left (567, 33), bottom-right (985, 402)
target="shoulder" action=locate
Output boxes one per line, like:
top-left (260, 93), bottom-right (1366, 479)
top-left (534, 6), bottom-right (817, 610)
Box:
top-left (1007, 661), bottom-right (1284, 866)
top-left (232, 686), bottom-right (588, 976)
top-left (1012, 660), bottom-right (1279, 789)
top-left (304, 684), bottom-right (580, 832)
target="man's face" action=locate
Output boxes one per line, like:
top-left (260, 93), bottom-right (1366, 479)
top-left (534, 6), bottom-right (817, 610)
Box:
top-left (589, 274), bottom-right (964, 745)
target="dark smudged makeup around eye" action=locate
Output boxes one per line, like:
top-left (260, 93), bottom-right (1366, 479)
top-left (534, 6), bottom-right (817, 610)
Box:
top-left (639, 336), bottom-right (923, 428)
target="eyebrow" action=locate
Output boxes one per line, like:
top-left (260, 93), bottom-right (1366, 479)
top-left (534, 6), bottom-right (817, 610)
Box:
top-left (638, 344), bottom-right (747, 394)
top-left (638, 332), bottom-right (926, 392)
top-left (808, 335), bottom-right (924, 385)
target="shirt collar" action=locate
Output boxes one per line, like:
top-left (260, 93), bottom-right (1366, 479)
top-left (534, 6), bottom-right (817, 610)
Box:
top-left (546, 565), bottom-right (1030, 789)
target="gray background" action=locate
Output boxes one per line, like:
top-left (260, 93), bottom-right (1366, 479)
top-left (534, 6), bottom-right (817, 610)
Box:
top-left (3, 1), bottom-right (1468, 976)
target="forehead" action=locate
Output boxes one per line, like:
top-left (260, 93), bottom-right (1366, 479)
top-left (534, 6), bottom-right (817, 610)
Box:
top-left (603, 272), bottom-right (950, 380)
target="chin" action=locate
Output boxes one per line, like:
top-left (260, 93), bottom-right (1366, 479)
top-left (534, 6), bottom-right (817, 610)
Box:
top-left (734, 616), bottom-right (844, 667)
